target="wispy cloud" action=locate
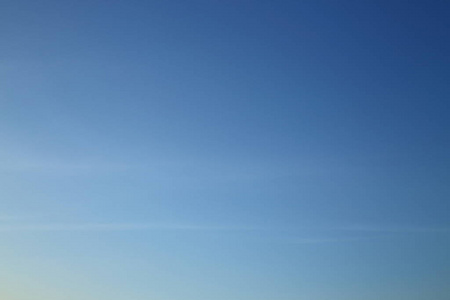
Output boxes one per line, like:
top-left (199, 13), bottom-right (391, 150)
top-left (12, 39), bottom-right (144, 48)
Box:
top-left (335, 225), bottom-right (450, 233)
top-left (279, 227), bottom-right (450, 245)
top-left (0, 222), bottom-right (259, 232)
top-left (286, 236), bottom-right (378, 244)
top-left (1, 219), bottom-right (449, 246)
top-left (270, 224), bottom-right (450, 245)
top-left (0, 221), bottom-right (383, 245)
top-left (1, 161), bottom-right (136, 172)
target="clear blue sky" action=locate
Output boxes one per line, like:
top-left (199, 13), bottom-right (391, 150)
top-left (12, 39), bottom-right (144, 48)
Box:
top-left (1, 1), bottom-right (449, 299)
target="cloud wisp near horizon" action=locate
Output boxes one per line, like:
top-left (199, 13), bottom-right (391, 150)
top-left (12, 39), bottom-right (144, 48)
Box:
top-left (1, 218), bottom-right (449, 240)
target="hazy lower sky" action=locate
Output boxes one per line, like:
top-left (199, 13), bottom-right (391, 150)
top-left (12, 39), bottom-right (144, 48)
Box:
top-left (1, 1), bottom-right (449, 299)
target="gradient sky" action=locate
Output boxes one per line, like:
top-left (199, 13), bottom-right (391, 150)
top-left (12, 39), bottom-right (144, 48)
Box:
top-left (1, 1), bottom-right (450, 299)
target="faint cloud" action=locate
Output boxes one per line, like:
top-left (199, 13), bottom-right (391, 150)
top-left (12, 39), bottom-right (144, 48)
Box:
top-left (337, 225), bottom-right (450, 233)
top-left (287, 237), bottom-right (376, 244)
top-left (3, 157), bottom-right (155, 173)
top-left (1, 161), bottom-right (136, 172)
top-left (0, 222), bottom-right (259, 232)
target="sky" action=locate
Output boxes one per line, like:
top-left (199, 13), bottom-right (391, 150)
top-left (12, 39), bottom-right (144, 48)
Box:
top-left (1, 0), bottom-right (450, 299)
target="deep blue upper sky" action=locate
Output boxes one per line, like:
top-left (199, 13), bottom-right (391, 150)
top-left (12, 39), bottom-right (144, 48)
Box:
top-left (1, 1), bottom-right (450, 299)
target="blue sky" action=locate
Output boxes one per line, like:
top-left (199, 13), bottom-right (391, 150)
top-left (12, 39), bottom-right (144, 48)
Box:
top-left (1, 1), bottom-right (450, 299)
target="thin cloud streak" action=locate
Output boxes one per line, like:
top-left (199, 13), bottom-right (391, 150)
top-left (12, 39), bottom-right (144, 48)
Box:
top-left (0, 222), bottom-right (261, 232)
top-left (1, 220), bottom-right (449, 244)
top-left (1, 161), bottom-right (137, 172)
top-left (336, 225), bottom-right (450, 233)
top-left (287, 237), bottom-right (378, 244)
